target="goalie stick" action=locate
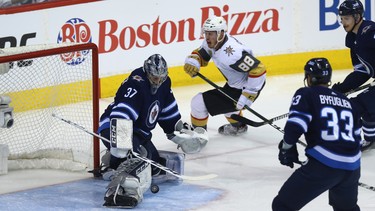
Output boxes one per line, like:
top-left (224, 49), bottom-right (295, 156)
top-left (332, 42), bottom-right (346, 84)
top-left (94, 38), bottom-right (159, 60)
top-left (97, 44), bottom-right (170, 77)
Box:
top-left (231, 81), bottom-right (375, 127)
top-left (52, 114), bottom-right (217, 181)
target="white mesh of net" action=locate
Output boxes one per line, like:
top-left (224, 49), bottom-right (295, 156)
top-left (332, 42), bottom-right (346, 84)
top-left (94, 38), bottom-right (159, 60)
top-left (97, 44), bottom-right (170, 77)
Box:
top-left (0, 43), bottom-right (97, 171)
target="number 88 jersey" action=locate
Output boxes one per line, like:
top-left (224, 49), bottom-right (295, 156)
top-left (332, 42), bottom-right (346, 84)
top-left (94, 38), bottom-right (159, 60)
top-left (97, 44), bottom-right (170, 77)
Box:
top-left (199, 35), bottom-right (266, 91)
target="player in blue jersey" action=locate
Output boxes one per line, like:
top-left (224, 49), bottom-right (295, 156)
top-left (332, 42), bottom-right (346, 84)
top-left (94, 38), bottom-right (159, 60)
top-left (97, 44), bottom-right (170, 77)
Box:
top-left (332, 0), bottom-right (375, 151)
top-left (97, 54), bottom-right (208, 208)
top-left (272, 58), bottom-right (362, 211)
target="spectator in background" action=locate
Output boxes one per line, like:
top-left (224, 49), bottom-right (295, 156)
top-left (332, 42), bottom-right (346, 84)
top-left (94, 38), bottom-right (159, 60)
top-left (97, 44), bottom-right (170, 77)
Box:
top-left (0, 0), bottom-right (50, 8)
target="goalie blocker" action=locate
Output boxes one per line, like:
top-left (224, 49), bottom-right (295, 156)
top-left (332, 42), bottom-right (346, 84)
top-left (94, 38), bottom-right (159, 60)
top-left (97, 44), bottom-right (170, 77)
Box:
top-left (107, 118), bottom-right (208, 159)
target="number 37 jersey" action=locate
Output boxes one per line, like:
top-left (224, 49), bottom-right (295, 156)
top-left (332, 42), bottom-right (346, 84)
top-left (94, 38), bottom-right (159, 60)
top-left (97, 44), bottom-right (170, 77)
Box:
top-left (284, 86), bottom-right (362, 170)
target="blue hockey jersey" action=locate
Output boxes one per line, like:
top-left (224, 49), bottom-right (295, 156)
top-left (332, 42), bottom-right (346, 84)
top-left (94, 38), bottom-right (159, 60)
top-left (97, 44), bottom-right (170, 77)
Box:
top-left (98, 67), bottom-right (181, 140)
top-left (336, 20), bottom-right (375, 92)
top-left (283, 86), bottom-right (362, 170)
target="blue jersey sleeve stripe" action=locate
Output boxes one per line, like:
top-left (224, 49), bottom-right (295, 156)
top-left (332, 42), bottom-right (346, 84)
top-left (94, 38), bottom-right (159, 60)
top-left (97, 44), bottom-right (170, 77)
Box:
top-left (161, 100), bottom-right (177, 113)
top-left (287, 117), bottom-right (308, 133)
top-left (98, 117), bottom-right (110, 128)
top-left (113, 103), bottom-right (138, 119)
top-left (158, 110), bottom-right (180, 121)
top-left (110, 111), bottom-right (131, 120)
top-left (289, 110), bottom-right (312, 121)
top-left (306, 146), bottom-right (361, 170)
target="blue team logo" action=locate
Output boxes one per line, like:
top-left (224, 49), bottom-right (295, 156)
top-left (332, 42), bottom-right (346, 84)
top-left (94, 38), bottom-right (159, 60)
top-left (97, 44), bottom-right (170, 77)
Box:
top-left (57, 18), bottom-right (93, 66)
top-left (147, 101), bottom-right (160, 127)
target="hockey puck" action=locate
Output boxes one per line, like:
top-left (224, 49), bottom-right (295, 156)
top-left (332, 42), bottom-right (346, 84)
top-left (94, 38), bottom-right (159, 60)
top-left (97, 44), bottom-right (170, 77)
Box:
top-left (151, 184), bottom-right (159, 193)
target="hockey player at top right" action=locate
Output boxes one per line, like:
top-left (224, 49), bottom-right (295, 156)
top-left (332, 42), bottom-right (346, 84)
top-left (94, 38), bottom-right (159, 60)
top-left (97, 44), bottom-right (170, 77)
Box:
top-left (332, 0), bottom-right (375, 151)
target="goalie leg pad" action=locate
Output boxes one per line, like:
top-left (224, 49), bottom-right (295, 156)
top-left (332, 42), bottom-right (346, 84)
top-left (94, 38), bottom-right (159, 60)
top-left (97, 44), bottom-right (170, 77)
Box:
top-left (103, 156), bottom-right (151, 208)
top-left (103, 175), bottom-right (140, 208)
top-left (152, 150), bottom-right (185, 185)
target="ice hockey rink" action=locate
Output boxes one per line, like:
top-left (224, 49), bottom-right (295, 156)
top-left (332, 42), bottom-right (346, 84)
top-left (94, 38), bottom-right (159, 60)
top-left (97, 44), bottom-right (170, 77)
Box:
top-left (0, 70), bottom-right (374, 211)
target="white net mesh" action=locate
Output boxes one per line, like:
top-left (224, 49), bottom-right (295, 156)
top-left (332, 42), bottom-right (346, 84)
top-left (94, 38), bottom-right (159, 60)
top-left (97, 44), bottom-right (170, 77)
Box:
top-left (0, 43), bottom-right (99, 171)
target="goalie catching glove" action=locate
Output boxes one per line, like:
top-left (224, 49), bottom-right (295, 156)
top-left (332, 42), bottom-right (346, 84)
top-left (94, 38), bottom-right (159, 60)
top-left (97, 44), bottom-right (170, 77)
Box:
top-left (168, 120), bottom-right (208, 154)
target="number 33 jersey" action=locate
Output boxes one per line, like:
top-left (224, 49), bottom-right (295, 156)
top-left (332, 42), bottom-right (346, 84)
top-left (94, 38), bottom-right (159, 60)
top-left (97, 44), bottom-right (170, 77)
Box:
top-left (284, 85), bottom-right (362, 170)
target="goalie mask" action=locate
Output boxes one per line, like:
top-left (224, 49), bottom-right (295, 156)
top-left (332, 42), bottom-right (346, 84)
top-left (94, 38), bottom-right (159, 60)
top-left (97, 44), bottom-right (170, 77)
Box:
top-left (143, 54), bottom-right (168, 95)
top-left (304, 58), bottom-right (332, 86)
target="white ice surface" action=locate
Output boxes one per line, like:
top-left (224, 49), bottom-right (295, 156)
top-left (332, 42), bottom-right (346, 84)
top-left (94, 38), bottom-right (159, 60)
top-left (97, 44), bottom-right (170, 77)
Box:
top-left (1, 70), bottom-right (375, 210)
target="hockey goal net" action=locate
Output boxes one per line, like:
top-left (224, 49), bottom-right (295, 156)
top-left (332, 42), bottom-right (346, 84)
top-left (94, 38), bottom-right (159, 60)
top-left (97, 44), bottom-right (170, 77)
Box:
top-left (0, 43), bottom-right (99, 171)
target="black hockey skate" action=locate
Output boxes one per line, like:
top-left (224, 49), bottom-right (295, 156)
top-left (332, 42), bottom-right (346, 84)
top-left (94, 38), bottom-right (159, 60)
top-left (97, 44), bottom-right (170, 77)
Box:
top-left (218, 123), bottom-right (248, 136)
top-left (361, 140), bottom-right (375, 151)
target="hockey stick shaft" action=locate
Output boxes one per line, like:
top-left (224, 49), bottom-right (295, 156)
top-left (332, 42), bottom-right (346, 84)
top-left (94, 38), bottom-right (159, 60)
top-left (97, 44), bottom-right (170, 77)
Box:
top-left (345, 81), bottom-right (375, 96)
top-left (196, 73), bottom-right (296, 133)
top-left (232, 112), bottom-right (289, 127)
top-left (231, 113), bottom-right (375, 192)
top-left (196, 72), bottom-right (275, 125)
top-left (358, 182), bottom-right (375, 192)
top-left (52, 114), bottom-right (217, 181)
top-left (231, 82), bottom-right (374, 127)
top-left (242, 81), bottom-right (374, 126)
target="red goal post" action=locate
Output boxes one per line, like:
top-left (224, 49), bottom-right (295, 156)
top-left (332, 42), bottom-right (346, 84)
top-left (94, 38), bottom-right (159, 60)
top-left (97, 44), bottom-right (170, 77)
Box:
top-left (0, 42), bottom-right (100, 171)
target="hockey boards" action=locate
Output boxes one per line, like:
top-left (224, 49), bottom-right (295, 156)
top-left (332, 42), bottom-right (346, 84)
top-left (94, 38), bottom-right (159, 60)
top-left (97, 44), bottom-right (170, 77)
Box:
top-left (52, 114), bottom-right (217, 181)
top-left (231, 112), bottom-right (289, 127)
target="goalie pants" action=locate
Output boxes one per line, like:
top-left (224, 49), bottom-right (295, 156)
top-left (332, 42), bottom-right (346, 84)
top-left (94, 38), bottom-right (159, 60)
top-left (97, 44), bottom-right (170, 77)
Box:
top-left (351, 87), bottom-right (375, 142)
top-left (202, 82), bottom-right (264, 116)
top-left (272, 157), bottom-right (360, 211)
top-left (100, 129), bottom-right (161, 173)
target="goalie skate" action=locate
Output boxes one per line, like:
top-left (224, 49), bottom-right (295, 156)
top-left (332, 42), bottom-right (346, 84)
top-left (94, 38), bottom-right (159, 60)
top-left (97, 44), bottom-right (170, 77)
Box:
top-left (218, 123), bottom-right (248, 136)
top-left (103, 183), bottom-right (139, 208)
top-left (103, 152), bottom-right (151, 209)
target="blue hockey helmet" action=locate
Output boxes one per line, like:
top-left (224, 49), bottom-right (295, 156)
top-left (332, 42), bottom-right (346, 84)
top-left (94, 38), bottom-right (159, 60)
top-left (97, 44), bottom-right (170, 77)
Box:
top-left (143, 54), bottom-right (168, 94)
top-left (339, 0), bottom-right (364, 16)
top-left (304, 58), bottom-right (332, 86)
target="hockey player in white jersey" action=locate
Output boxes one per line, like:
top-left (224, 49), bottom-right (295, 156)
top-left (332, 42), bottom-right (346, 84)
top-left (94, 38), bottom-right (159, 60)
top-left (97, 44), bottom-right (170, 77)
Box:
top-left (184, 16), bottom-right (266, 136)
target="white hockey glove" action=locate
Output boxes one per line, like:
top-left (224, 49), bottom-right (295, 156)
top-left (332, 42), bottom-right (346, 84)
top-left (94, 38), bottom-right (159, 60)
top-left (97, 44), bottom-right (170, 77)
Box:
top-left (170, 127), bottom-right (208, 154)
top-left (184, 55), bottom-right (200, 77)
top-left (236, 90), bottom-right (257, 110)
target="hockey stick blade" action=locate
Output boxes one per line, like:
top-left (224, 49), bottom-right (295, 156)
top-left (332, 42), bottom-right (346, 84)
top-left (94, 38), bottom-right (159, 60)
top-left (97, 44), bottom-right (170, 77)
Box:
top-left (358, 182), bottom-right (375, 192)
top-left (52, 113), bottom-right (217, 181)
top-left (231, 113), bottom-right (289, 127)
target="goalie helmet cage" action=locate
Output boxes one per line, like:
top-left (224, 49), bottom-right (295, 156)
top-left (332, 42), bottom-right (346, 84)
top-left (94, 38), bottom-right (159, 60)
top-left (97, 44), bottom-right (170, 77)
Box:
top-left (0, 42), bottom-right (100, 171)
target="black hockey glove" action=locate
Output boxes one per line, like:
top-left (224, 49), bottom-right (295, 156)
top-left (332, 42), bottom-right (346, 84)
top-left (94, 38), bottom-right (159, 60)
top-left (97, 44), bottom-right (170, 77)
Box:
top-left (331, 82), bottom-right (343, 93)
top-left (278, 140), bottom-right (300, 168)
